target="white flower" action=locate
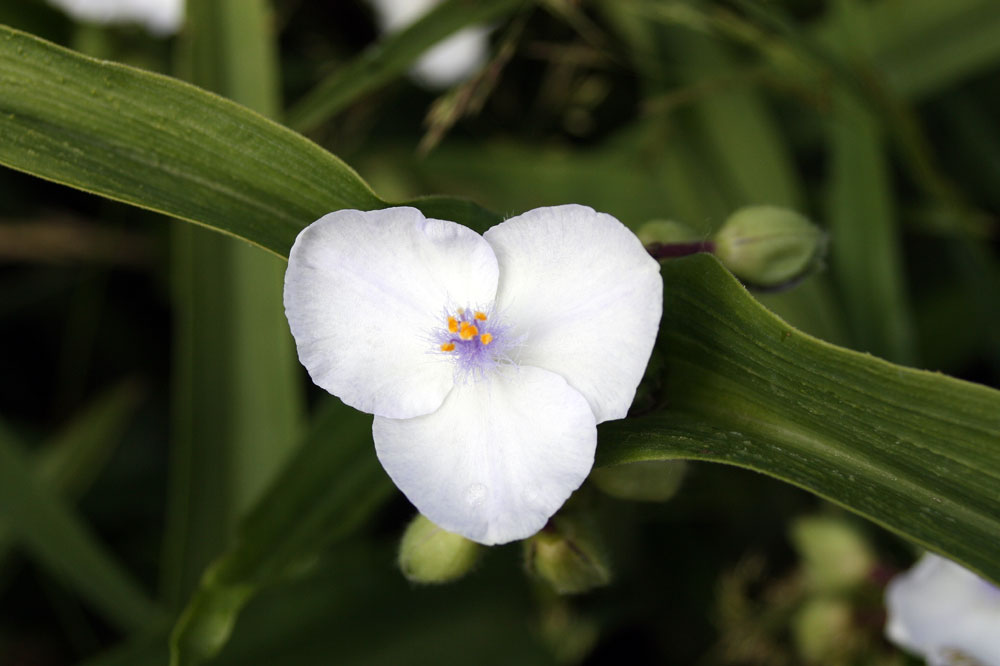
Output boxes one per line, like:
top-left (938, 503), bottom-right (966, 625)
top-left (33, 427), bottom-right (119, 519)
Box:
top-left (47, 0), bottom-right (183, 35)
top-left (885, 553), bottom-right (1000, 666)
top-left (368, 0), bottom-right (490, 88)
top-left (284, 205), bottom-right (662, 545)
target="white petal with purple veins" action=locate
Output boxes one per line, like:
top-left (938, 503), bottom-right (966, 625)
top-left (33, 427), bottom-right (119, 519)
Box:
top-left (374, 365), bottom-right (597, 545)
top-left (284, 207), bottom-right (499, 420)
top-left (485, 204), bottom-right (663, 423)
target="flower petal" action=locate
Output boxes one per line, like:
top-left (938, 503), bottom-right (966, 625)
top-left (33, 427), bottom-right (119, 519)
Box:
top-left (885, 553), bottom-right (1000, 666)
top-left (368, 0), bottom-right (488, 88)
top-left (373, 365), bottom-right (597, 545)
top-left (49, 0), bottom-right (184, 34)
top-left (484, 204), bottom-right (662, 423)
top-left (284, 207), bottom-right (498, 419)
top-left (411, 28), bottom-right (489, 88)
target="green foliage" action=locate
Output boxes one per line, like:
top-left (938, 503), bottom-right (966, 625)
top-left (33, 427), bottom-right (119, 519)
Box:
top-left (161, 0), bottom-right (304, 611)
top-left (600, 255), bottom-right (1000, 583)
top-left (286, 0), bottom-right (527, 132)
top-left (0, 381), bottom-right (142, 576)
top-left (1, 1), bottom-right (999, 664)
top-left (0, 417), bottom-right (161, 633)
top-left (0, 25), bottom-right (378, 256)
top-left (169, 400), bottom-right (393, 665)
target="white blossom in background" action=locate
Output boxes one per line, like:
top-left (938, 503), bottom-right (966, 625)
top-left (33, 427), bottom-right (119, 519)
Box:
top-left (368, 0), bottom-right (489, 88)
top-left (284, 205), bottom-right (662, 545)
top-left (47, 0), bottom-right (183, 35)
top-left (885, 553), bottom-right (1000, 666)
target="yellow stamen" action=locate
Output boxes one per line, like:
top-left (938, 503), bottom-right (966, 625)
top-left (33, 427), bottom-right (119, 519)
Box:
top-left (440, 342), bottom-right (455, 352)
top-left (459, 322), bottom-right (478, 341)
top-left (447, 316), bottom-right (458, 333)
top-left (457, 307), bottom-right (465, 316)
top-left (480, 332), bottom-right (493, 345)
top-left (474, 311), bottom-right (488, 321)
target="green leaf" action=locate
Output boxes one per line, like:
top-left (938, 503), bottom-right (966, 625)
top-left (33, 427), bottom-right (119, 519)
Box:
top-left (662, 25), bottom-right (847, 345)
top-left (404, 193), bottom-right (502, 232)
top-left (86, 544), bottom-right (550, 666)
top-left (168, 399), bottom-right (395, 666)
top-left (0, 24), bottom-right (379, 257)
top-left (0, 381), bottom-right (142, 573)
top-left (0, 418), bottom-right (162, 633)
top-left (826, 91), bottom-right (916, 365)
top-left (817, 0), bottom-right (1000, 99)
top-left (210, 543), bottom-right (550, 666)
top-left (374, 129), bottom-right (687, 228)
top-left (178, 0), bottom-right (281, 120)
top-left (594, 1), bottom-right (848, 345)
top-left (162, 228), bottom-right (244, 605)
top-left (285, 0), bottom-right (526, 133)
top-left (160, 0), bottom-right (304, 609)
top-left (0, 25), bottom-right (498, 254)
top-left (34, 380), bottom-right (143, 498)
top-left (670, 33), bottom-right (803, 209)
top-left (598, 254), bottom-right (1000, 584)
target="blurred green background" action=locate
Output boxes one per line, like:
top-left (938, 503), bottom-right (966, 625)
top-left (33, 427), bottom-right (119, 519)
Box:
top-left (1, 0), bottom-right (998, 664)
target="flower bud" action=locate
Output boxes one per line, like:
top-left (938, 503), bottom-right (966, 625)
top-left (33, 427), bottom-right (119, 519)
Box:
top-left (637, 219), bottom-right (700, 245)
top-left (713, 206), bottom-right (825, 287)
top-left (525, 516), bottom-right (611, 595)
top-left (398, 513), bottom-right (479, 584)
top-left (590, 460), bottom-right (686, 502)
top-left (539, 600), bottom-right (600, 663)
top-left (792, 598), bottom-right (853, 663)
top-left (790, 516), bottom-right (874, 593)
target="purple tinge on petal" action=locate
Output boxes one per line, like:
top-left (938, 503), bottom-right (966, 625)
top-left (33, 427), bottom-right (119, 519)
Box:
top-left (432, 305), bottom-right (521, 382)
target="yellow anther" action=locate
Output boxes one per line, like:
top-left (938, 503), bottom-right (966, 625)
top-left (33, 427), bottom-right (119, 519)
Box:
top-left (459, 322), bottom-right (478, 341)
top-left (480, 332), bottom-right (493, 345)
top-left (474, 311), bottom-right (488, 321)
top-left (440, 342), bottom-right (455, 352)
top-left (457, 307), bottom-right (465, 316)
top-left (447, 316), bottom-right (458, 333)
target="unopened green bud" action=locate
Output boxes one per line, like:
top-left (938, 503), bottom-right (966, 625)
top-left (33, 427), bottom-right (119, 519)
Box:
top-left (713, 205), bottom-right (825, 287)
top-left (539, 600), bottom-right (600, 664)
top-left (398, 513), bottom-right (479, 584)
top-left (590, 460), bottom-right (686, 502)
top-left (792, 598), bottom-right (853, 663)
top-left (637, 219), bottom-right (701, 245)
top-left (525, 517), bottom-right (611, 595)
top-left (790, 516), bottom-right (874, 593)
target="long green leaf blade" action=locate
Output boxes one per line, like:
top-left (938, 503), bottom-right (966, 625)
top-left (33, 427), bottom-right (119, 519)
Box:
top-left (598, 255), bottom-right (1000, 583)
top-left (0, 382), bottom-right (142, 575)
top-left (0, 24), bottom-right (381, 256)
top-left (286, 0), bottom-right (526, 133)
top-left (663, 25), bottom-right (847, 345)
top-left (161, 0), bottom-right (304, 609)
top-left (0, 420), bottom-right (162, 632)
top-left (815, 0), bottom-right (1000, 100)
top-left (168, 400), bottom-right (394, 666)
top-left (0, 25), bottom-right (500, 253)
top-left (34, 380), bottom-right (143, 498)
top-left (826, 91), bottom-right (917, 364)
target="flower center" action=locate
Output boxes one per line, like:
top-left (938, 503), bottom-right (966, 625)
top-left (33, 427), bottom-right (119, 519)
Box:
top-left (436, 307), bottom-right (510, 378)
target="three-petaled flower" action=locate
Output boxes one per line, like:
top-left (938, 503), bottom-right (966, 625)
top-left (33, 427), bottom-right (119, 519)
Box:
top-left (284, 205), bottom-right (662, 545)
